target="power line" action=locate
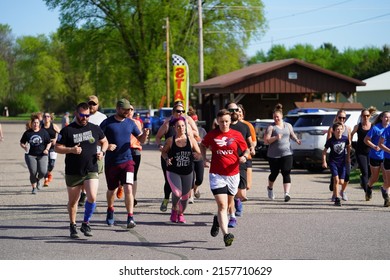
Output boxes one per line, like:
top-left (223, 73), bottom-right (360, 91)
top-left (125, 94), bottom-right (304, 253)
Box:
top-left (269, 0), bottom-right (354, 22)
top-left (251, 12), bottom-right (390, 46)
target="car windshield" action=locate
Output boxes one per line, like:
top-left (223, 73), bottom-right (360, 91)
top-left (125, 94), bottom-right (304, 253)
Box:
top-left (294, 115), bottom-right (336, 127)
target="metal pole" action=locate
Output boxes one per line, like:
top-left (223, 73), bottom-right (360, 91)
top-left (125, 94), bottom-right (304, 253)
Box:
top-left (166, 17), bottom-right (170, 107)
top-left (198, 0), bottom-right (204, 105)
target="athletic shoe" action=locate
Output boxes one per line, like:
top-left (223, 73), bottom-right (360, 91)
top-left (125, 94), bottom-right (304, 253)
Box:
top-left (80, 222), bottom-right (93, 237)
top-left (178, 213), bottom-right (186, 223)
top-left (70, 223), bottom-right (79, 239)
top-left (331, 195), bottom-right (336, 202)
top-left (43, 178), bottom-right (49, 187)
top-left (284, 193), bottom-right (291, 202)
top-left (78, 192), bottom-right (86, 207)
top-left (106, 209), bottom-right (115, 226)
top-left (32, 188), bottom-right (37, 195)
top-left (160, 199), bottom-right (169, 212)
top-left (127, 216), bottom-right (136, 228)
top-left (210, 215), bottom-right (219, 237)
top-left (47, 172), bottom-right (53, 182)
top-left (383, 192), bottom-right (390, 207)
top-left (234, 198), bottom-right (243, 216)
top-left (170, 209), bottom-right (178, 223)
top-left (381, 187), bottom-right (387, 200)
top-left (267, 187), bottom-right (275, 200)
top-left (224, 233), bottom-right (234, 247)
top-left (188, 196), bottom-right (194, 204)
top-left (116, 186), bottom-right (124, 199)
top-left (228, 217), bottom-right (237, 228)
top-left (334, 197), bottom-right (341, 206)
top-left (340, 191), bottom-right (348, 201)
top-left (366, 187), bottom-right (372, 201)
top-left (36, 180), bottom-right (42, 190)
top-left (194, 190), bottom-right (201, 199)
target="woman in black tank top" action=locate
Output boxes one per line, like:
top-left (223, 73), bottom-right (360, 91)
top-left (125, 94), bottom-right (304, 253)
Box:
top-left (161, 117), bottom-right (201, 223)
top-left (42, 112), bottom-right (60, 187)
top-left (351, 109), bottom-right (372, 191)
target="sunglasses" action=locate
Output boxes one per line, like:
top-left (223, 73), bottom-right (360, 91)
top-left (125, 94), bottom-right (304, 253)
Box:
top-left (88, 101), bottom-right (97, 106)
top-left (79, 112), bottom-right (90, 118)
top-left (363, 115), bottom-right (370, 117)
top-left (228, 108), bottom-right (239, 113)
top-left (338, 116), bottom-right (346, 120)
top-left (175, 110), bottom-right (185, 114)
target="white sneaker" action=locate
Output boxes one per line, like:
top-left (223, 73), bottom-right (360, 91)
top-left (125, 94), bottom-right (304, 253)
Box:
top-left (188, 196), bottom-right (194, 204)
top-left (267, 187), bottom-right (275, 200)
top-left (340, 191), bottom-right (348, 201)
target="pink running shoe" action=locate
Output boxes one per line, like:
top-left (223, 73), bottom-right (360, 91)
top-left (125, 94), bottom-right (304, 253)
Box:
top-left (178, 213), bottom-right (186, 223)
top-left (170, 209), bottom-right (178, 223)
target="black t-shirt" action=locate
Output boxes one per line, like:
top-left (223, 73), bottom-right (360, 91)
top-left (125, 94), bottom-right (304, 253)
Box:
top-left (20, 129), bottom-right (51, 156)
top-left (57, 122), bottom-right (105, 175)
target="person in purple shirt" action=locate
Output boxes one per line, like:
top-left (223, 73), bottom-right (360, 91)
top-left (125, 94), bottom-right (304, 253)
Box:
top-left (322, 122), bottom-right (350, 206)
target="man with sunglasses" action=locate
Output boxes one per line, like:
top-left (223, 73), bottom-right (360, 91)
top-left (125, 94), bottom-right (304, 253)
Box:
top-left (55, 102), bottom-right (109, 239)
top-left (78, 96), bottom-right (107, 207)
top-left (225, 102), bottom-right (254, 228)
top-left (100, 98), bottom-right (149, 229)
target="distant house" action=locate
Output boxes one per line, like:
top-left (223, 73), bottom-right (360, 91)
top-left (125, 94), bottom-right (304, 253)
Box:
top-left (356, 71), bottom-right (390, 111)
top-left (193, 58), bottom-right (365, 130)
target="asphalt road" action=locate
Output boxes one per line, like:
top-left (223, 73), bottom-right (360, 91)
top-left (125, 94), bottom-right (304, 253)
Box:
top-left (1, 122), bottom-right (390, 261)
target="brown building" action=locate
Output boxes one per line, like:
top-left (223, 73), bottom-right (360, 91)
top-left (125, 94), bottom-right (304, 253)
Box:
top-left (193, 58), bottom-right (365, 129)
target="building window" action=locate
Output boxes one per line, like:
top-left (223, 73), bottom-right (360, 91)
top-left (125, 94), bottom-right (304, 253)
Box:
top-left (261, 94), bottom-right (279, 100)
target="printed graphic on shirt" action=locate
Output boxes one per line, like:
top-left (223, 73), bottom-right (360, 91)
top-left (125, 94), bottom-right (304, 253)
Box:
top-left (175, 151), bottom-right (192, 167)
top-left (333, 142), bottom-right (345, 154)
top-left (73, 130), bottom-right (95, 144)
top-left (214, 136), bottom-right (235, 147)
top-left (30, 135), bottom-right (43, 146)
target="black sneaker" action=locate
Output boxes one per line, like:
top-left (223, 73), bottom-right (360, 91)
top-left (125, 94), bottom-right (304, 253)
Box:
top-left (70, 223), bottom-right (79, 239)
top-left (210, 215), bottom-right (219, 237)
top-left (334, 197), bottom-right (341, 206)
top-left (381, 187), bottom-right (387, 199)
top-left (224, 233), bottom-right (234, 247)
top-left (78, 192), bottom-right (87, 207)
top-left (80, 222), bottom-right (93, 237)
top-left (383, 193), bottom-right (390, 207)
top-left (127, 216), bottom-right (136, 229)
top-left (366, 187), bottom-right (372, 201)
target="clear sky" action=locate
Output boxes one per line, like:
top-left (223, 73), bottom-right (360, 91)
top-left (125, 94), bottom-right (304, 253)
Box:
top-left (0, 0), bottom-right (389, 57)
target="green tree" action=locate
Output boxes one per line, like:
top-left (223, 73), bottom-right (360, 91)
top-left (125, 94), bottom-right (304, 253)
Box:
top-left (13, 35), bottom-right (66, 114)
top-left (44, 0), bottom-right (266, 107)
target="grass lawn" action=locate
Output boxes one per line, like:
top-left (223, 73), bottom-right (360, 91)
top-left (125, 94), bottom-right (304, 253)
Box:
top-left (349, 168), bottom-right (383, 189)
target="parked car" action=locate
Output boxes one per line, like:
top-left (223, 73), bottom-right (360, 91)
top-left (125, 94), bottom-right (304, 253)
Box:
top-left (151, 107), bottom-right (172, 134)
top-left (252, 119), bottom-right (274, 159)
top-left (291, 109), bottom-right (361, 172)
top-left (100, 108), bottom-right (116, 117)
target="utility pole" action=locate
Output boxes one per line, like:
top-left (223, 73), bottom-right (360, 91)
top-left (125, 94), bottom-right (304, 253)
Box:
top-left (166, 17), bottom-right (170, 107)
top-left (198, 0), bottom-right (204, 106)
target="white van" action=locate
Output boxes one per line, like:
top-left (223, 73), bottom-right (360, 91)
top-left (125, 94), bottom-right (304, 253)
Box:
top-left (291, 109), bottom-right (361, 172)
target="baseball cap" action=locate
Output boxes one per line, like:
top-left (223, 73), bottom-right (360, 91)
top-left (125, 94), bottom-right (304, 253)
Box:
top-left (116, 98), bottom-right (131, 109)
top-left (88, 95), bottom-right (99, 105)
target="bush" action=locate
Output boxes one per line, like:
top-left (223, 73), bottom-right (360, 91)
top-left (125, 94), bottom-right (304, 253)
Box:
top-left (7, 93), bottom-right (40, 116)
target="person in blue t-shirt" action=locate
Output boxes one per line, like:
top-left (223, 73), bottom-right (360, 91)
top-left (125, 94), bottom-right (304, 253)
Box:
top-left (322, 122), bottom-right (350, 206)
top-left (100, 98), bottom-right (149, 229)
top-left (364, 111), bottom-right (390, 201)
